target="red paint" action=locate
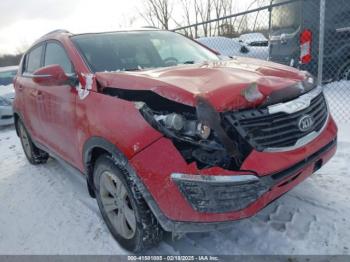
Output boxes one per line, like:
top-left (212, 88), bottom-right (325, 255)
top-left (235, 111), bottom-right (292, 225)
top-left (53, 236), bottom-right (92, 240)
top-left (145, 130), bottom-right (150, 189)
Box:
top-left (96, 56), bottom-right (306, 112)
top-left (13, 30), bottom-right (337, 225)
top-left (33, 65), bottom-right (69, 86)
top-left (130, 118), bottom-right (337, 222)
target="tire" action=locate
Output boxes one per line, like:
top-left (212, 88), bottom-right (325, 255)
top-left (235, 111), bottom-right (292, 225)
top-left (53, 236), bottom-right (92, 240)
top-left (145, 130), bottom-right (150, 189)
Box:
top-left (93, 154), bottom-right (163, 252)
top-left (337, 60), bottom-right (350, 81)
top-left (18, 120), bottom-right (49, 165)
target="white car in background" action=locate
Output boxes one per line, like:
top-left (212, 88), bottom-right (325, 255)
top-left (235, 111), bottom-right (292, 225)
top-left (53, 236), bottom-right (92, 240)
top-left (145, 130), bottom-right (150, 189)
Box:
top-left (238, 32), bottom-right (269, 47)
top-left (238, 32), bottom-right (269, 60)
top-left (0, 66), bottom-right (18, 126)
top-left (196, 36), bottom-right (249, 57)
top-left (196, 35), bottom-right (268, 60)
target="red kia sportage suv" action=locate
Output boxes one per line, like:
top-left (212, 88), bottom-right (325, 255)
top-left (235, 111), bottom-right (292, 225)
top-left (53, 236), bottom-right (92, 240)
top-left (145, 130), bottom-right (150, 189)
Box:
top-left (13, 29), bottom-right (337, 252)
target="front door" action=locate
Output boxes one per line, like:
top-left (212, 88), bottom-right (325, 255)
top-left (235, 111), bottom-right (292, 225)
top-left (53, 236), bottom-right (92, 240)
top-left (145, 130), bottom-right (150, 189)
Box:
top-left (37, 41), bottom-right (80, 166)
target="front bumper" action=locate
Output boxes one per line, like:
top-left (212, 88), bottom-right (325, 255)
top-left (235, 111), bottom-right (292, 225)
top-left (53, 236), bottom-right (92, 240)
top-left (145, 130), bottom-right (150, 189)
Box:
top-left (0, 106), bottom-right (14, 126)
top-left (171, 138), bottom-right (336, 215)
top-left (129, 116), bottom-right (337, 232)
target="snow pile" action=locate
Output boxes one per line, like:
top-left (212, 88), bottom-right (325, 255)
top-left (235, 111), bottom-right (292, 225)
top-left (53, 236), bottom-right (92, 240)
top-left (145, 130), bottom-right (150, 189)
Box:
top-left (244, 45), bottom-right (269, 60)
top-left (0, 123), bottom-right (349, 255)
top-left (0, 84), bottom-right (14, 97)
top-left (324, 80), bottom-right (350, 124)
top-left (196, 36), bottom-right (243, 57)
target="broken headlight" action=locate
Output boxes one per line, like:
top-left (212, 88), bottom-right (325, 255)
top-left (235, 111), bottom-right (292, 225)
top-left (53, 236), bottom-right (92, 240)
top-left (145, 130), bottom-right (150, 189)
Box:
top-left (136, 102), bottom-right (225, 152)
top-left (154, 113), bottom-right (211, 140)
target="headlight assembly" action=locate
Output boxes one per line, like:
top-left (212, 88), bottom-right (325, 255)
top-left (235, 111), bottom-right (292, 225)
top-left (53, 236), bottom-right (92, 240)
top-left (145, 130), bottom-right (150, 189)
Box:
top-left (136, 102), bottom-right (223, 151)
top-left (154, 113), bottom-right (211, 140)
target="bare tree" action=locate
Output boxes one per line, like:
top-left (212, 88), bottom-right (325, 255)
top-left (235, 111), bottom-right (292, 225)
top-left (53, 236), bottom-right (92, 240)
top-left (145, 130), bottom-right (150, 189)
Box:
top-left (179, 0), bottom-right (192, 37)
top-left (253, 0), bottom-right (267, 31)
top-left (213, 0), bottom-right (224, 35)
top-left (177, 0), bottom-right (204, 38)
top-left (0, 54), bottom-right (23, 67)
top-left (237, 0), bottom-right (257, 33)
top-left (194, 0), bottom-right (213, 36)
top-left (118, 15), bottom-right (137, 29)
top-left (140, 0), bottom-right (173, 30)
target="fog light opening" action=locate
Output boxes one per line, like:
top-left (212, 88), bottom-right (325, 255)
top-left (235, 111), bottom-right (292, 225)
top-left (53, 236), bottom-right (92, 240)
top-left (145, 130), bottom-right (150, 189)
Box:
top-left (278, 172), bottom-right (302, 187)
top-left (314, 159), bottom-right (323, 173)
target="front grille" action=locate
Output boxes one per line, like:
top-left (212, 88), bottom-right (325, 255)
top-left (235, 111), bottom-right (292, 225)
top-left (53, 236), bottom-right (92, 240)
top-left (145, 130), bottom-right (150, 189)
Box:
top-left (224, 93), bottom-right (328, 151)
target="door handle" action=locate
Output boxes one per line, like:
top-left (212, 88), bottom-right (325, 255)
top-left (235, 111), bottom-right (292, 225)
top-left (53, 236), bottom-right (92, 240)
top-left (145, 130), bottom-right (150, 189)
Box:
top-left (30, 89), bottom-right (42, 98)
top-left (336, 26), bottom-right (350, 33)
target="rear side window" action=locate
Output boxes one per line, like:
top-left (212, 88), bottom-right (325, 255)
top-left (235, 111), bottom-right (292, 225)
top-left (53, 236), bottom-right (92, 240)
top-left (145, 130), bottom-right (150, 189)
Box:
top-left (25, 45), bottom-right (43, 73)
top-left (44, 42), bottom-right (73, 74)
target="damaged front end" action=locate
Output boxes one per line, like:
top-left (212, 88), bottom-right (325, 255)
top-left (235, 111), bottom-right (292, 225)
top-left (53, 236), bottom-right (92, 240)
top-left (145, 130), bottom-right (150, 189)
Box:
top-left (101, 87), bottom-right (252, 171)
top-left (96, 67), bottom-right (319, 173)
top-left (94, 72), bottom-right (335, 217)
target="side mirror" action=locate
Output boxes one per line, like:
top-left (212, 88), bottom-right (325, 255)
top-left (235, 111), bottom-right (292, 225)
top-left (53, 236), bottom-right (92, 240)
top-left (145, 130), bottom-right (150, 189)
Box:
top-left (32, 65), bottom-right (70, 86)
top-left (240, 45), bottom-right (250, 54)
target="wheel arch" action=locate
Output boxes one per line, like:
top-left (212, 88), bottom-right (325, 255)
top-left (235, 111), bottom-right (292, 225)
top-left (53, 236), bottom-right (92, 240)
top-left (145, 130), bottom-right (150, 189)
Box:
top-left (81, 136), bottom-right (174, 232)
top-left (13, 111), bottom-right (23, 137)
top-left (83, 137), bottom-right (131, 198)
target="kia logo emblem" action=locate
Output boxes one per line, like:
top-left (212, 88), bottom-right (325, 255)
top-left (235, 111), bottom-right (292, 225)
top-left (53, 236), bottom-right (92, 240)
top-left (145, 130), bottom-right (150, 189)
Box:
top-left (298, 115), bottom-right (314, 132)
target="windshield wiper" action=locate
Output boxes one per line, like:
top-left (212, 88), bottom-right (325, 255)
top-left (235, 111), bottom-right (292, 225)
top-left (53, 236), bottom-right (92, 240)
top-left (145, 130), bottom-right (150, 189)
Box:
top-left (124, 65), bottom-right (144, 72)
top-left (124, 68), bottom-right (141, 71)
top-left (182, 60), bottom-right (195, 64)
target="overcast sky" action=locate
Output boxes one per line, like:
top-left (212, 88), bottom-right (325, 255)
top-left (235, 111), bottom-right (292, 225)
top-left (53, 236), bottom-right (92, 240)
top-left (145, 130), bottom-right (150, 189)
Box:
top-left (0, 0), bottom-right (145, 55)
top-left (0, 0), bottom-right (258, 55)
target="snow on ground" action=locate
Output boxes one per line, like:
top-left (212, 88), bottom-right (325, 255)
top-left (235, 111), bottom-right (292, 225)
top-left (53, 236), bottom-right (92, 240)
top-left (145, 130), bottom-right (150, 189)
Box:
top-left (324, 81), bottom-right (350, 124)
top-left (0, 125), bottom-right (128, 255)
top-left (0, 95), bottom-right (349, 254)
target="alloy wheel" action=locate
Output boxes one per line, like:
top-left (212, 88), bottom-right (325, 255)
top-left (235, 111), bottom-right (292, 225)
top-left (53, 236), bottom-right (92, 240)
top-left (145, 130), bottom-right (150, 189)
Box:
top-left (19, 123), bottom-right (32, 158)
top-left (99, 171), bottom-right (136, 239)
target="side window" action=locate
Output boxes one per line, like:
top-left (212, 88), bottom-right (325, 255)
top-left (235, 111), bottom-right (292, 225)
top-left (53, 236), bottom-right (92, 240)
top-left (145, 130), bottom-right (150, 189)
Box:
top-left (44, 42), bottom-right (73, 74)
top-left (25, 45), bottom-right (43, 73)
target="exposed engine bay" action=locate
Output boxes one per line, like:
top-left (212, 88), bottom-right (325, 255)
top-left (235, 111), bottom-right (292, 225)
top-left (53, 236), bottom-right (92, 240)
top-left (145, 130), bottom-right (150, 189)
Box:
top-left (101, 87), bottom-right (251, 170)
top-left (99, 73), bottom-right (317, 171)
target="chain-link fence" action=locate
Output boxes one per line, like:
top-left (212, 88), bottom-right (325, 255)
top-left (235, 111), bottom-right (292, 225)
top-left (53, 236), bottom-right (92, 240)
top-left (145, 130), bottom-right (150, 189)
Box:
top-left (174, 0), bottom-right (350, 124)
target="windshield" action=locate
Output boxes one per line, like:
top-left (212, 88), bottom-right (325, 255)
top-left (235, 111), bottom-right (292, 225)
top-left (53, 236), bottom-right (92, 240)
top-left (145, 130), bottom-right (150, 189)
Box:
top-left (271, 0), bottom-right (301, 35)
top-left (0, 69), bottom-right (17, 86)
top-left (71, 31), bottom-right (219, 72)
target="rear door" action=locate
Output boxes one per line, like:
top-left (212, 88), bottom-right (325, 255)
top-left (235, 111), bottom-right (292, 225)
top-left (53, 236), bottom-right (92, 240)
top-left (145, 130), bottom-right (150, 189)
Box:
top-left (17, 44), bottom-right (46, 141)
top-left (37, 41), bottom-right (80, 166)
top-left (269, 0), bottom-right (302, 66)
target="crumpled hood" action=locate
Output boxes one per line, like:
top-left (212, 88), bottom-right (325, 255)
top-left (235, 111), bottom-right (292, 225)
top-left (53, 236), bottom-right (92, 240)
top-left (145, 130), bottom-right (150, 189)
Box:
top-left (96, 57), bottom-right (309, 112)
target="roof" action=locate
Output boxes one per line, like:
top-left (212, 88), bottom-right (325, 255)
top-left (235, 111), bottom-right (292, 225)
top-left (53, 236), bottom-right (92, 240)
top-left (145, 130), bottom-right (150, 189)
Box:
top-left (34, 27), bottom-right (162, 45)
top-left (39, 27), bottom-right (160, 39)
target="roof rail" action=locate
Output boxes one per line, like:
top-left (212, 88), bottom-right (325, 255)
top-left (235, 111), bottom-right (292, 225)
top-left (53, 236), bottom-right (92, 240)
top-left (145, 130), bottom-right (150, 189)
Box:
top-left (40, 29), bottom-right (71, 38)
top-left (141, 26), bottom-right (160, 29)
